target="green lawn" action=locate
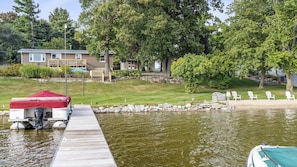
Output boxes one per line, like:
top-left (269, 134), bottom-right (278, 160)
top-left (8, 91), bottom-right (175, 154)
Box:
top-left (0, 77), bottom-right (288, 111)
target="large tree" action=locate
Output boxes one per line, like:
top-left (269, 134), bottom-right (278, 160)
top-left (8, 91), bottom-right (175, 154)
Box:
top-left (265, 0), bottom-right (297, 92)
top-left (79, 0), bottom-right (120, 75)
top-left (0, 23), bottom-right (26, 64)
top-left (224, 0), bottom-right (274, 89)
top-left (78, 0), bottom-right (223, 76)
top-left (13, 0), bottom-right (40, 48)
top-left (48, 8), bottom-right (81, 49)
top-left (118, 0), bottom-right (224, 76)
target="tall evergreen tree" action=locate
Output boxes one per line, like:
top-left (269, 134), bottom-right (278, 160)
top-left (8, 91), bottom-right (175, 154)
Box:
top-left (13, 0), bottom-right (40, 48)
top-left (48, 8), bottom-right (79, 49)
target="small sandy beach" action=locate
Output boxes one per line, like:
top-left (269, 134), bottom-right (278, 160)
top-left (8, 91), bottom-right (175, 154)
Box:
top-left (228, 99), bottom-right (297, 110)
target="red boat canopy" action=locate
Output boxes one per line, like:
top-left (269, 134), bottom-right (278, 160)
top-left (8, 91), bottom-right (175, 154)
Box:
top-left (10, 90), bottom-right (71, 109)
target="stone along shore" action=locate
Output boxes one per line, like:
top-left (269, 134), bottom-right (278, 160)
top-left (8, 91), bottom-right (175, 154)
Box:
top-left (93, 99), bottom-right (297, 113)
top-left (2, 100), bottom-right (297, 115)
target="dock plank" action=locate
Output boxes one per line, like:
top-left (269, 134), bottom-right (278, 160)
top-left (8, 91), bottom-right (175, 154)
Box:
top-left (51, 104), bottom-right (117, 167)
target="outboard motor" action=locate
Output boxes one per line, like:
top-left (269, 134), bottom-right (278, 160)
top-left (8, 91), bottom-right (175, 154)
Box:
top-left (34, 108), bottom-right (44, 130)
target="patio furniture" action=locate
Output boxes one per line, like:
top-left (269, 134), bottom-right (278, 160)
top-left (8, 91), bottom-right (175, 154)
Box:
top-left (248, 91), bottom-right (257, 100)
top-left (231, 91), bottom-right (241, 100)
top-left (286, 91), bottom-right (295, 100)
top-left (265, 91), bottom-right (275, 100)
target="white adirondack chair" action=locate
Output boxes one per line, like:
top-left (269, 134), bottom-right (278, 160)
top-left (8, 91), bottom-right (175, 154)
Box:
top-left (248, 91), bottom-right (257, 100)
top-left (231, 91), bottom-right (241, 100)
top-left (226, 91), bottom-right (231, 100)
top-left (286, 91), bottom-right (295, 100)
top-left (265, 91), bottom-right (275, 100)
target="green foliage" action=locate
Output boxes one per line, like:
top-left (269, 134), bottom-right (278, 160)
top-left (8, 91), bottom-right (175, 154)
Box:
top-left (0, 23), bottom-right (25, 64)
top-left (0, 77), bottom-right (288, 111)
top-left (50, 68), bottom-right (61, 77)
top-left (112, 70), bottom-right (142, 78)
top-left (264, 0), bottom-right (297, 91)
top-left (208, 76), bottom-right (231, 90)
top-left (171, 54), bottom-right (207, 93)
top-left (19, 64), bottom-right (40, 78)
top-left (60, 65), bottom-right (71, 77)
top-left (79, 0), bottom-right (223, 76)
top-left (19, 64), bottom-right (52, 78)
top-left (42, 37), bottom-right (64, 49)
top-left (13, 0), bottom-right (41, 48)
top-left (39, 66), bottom-right (51, 78)
top-left (0, 64), bottom-right (22, 76)
top-left (172, 53), bottom-right (233, 92)
top-left (224, 0), bottom-right (274, 88)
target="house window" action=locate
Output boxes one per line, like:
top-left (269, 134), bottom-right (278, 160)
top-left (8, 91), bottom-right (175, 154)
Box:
top-left (76, 54), bottom-right (82, 59)
top-left (29, 53), bottom-right (45, 62)
top-left (100, 54), bottom-right (105, 62)
top-left (51, 53), bottom-right (62, 59)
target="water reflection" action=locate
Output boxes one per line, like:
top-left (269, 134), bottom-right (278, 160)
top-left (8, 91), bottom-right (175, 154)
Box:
top-left (0, 115), bottom-right (63, 166)
top-left (96, 110), bottom-right (297, 167)
top-left (2, 109), bottom-right (297, 166)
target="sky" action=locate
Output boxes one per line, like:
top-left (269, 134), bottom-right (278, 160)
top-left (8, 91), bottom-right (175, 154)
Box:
top-left (0, 0), bottom-right (82, 21)
top-left (0, 0), bottom-right (233, 22)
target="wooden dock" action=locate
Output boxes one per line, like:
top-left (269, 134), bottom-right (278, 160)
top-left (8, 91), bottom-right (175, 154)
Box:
top-left (51, 104), bottom-right (117, 167)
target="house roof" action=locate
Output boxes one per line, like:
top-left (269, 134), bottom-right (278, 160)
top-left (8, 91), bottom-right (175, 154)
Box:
top-left (18, 48), bottom-right (116, 55)
top-left (18, 48), bottom-right (89, 54)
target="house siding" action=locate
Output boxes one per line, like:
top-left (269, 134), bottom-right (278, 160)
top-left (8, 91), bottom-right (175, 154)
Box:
top-left (19, 49), bottom-right (114, 71)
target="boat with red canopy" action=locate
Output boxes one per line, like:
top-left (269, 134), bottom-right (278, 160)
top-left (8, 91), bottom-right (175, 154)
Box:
top-left (9, 90), bottom-right (71, 130)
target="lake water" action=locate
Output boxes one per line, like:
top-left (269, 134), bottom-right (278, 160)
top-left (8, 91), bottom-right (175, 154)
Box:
top-left (96, 109), bottom-right (297, 167)
top-left (1, 109), bottom-right (297, 166)
top-left (0, 116), bottom-right (63, 166)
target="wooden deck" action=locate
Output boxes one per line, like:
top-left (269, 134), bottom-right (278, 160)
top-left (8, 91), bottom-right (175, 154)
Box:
top-left (51, 104), bottom-right (117, 167)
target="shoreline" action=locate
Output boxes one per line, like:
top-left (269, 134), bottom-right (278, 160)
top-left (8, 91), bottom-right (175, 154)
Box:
top-left (228, 99), bottom-right (297, 110)
top-left (1, 100), bottom-right (297, 115)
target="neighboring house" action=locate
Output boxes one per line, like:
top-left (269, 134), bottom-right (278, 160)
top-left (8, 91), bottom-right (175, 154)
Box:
top-left (120, 59), bottom-right (161, 72)
top-left (120, 59), bottom-right (140, 70)
top-left (18, 49), bottom-right (114, 71)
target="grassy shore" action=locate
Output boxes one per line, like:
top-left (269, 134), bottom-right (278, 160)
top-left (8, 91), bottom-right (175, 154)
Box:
top-left (0, 77), bottom-right (288, 111)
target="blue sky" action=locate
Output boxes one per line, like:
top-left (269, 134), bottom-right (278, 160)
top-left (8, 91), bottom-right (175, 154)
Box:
top-left (0, 0), bottom-right (233, 21)
top-left (0, 0), bottom-right (82, 21)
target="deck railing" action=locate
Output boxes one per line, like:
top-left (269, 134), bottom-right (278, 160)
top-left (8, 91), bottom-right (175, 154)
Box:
top-left (48, 59), bottom-right (87, 69)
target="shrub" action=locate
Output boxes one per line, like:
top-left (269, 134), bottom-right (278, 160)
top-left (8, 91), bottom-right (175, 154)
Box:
top-left (19, 64), bottom-right (40, 78)
top-left (39, 66), bottom-right (51, 78)
top-left (0, 64), bottom-right (22, 77)
top-left (50, 68), bottom-right (61, 77)
top-left (60, 65), bottom-right (71, 77)
top-left (19, 64), bottom-right (52, 78)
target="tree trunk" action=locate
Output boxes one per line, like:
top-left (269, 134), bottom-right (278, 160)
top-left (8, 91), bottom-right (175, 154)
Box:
top-left (105, 49), bottom-right (110, 76)
top-left (162, 57), bottom-right (172, 77)
top-left (286, 72), bottom-right (294, 92)
top-left (258, 70), bottom-right (265, 89)
top-left (30, 20), bottom-right (35, 48)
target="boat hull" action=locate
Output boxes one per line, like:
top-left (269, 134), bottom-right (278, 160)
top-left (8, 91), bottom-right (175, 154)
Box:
top-left (247, 145), bottom-right (297, 167)
top-left (9, 106), bottom-right (71, 130)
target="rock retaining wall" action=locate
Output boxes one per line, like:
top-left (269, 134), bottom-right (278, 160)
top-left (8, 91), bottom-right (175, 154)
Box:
top-left (92, 102), bottom-right (229, 113)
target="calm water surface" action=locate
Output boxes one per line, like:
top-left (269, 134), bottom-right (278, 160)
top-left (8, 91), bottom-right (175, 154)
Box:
top-left (0, 116), bottom-right (63, 166)
top-left (96, 109), bottom-right (297, 167)
top-left (1, 109), bottom-right (297, 166)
